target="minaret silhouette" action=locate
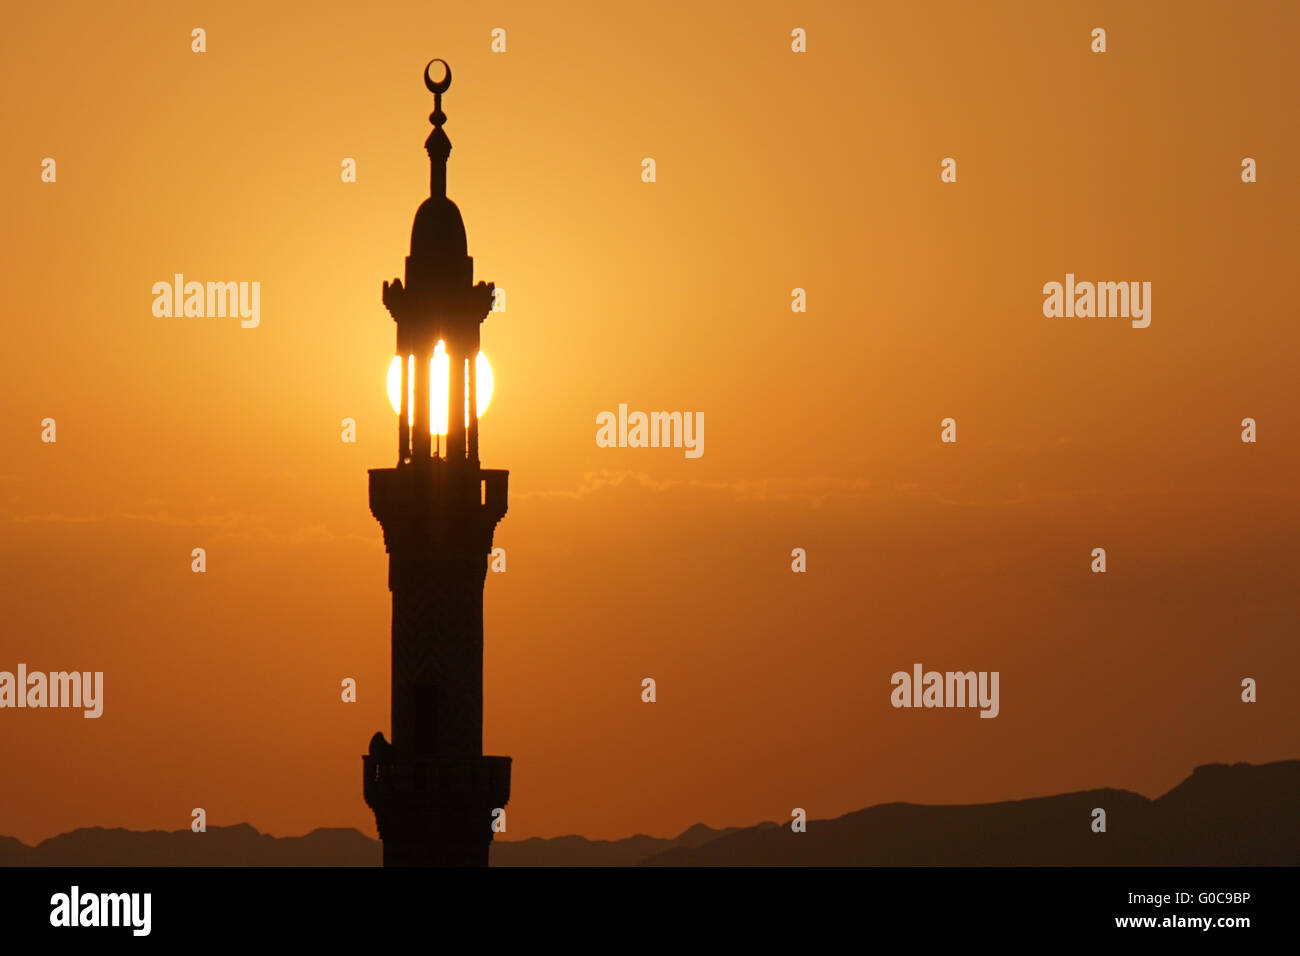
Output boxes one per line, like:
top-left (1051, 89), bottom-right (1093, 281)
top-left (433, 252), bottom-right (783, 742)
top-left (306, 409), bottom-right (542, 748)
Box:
top-left (363, 59), bottom-right (511, 867)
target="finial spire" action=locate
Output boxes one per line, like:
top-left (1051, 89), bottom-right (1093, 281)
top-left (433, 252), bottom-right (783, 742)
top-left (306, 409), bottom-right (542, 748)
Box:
top-left (424, 59), bottom-right (452, 127)
top-left (424, 59), bottom-right (453, 198)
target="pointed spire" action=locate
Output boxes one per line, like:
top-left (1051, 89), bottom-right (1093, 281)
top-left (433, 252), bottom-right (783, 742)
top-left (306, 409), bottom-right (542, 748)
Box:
top-left (424, 59), bottom-right (452, 198)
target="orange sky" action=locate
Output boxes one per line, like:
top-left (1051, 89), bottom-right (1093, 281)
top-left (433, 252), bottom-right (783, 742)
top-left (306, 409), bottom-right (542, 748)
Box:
top-left (1, 0), bottom-right (1298, 846)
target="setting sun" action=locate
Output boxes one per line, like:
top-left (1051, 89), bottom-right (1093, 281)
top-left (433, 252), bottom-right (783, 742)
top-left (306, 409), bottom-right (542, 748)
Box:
top-left (386, 346), bottom-right (494, 434)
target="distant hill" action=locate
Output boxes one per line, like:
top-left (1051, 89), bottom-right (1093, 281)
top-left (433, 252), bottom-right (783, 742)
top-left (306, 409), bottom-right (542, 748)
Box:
top-left (0, 823), bottom-right (380, 867)
top-left (488, 822), bottom-right (758, 866)
top-left (641, 760), bottom-right (1300, 866)
top-left (0, 820), bottom-right (741, 867)
top-left (1, 760), bottom-right (1294, 866)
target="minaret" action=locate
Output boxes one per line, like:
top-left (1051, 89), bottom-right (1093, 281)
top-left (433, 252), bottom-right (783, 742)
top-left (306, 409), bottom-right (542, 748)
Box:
top-left (363, 59), bottom-right (511, 867)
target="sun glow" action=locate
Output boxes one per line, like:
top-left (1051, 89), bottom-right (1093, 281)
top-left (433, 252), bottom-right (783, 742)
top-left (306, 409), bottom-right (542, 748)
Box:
top-left (387, 346), bottom-right (494, 435)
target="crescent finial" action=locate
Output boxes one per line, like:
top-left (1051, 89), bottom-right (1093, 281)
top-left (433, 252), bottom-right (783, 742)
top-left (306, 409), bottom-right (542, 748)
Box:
top-left (424, 59), bottom-right (452, 95)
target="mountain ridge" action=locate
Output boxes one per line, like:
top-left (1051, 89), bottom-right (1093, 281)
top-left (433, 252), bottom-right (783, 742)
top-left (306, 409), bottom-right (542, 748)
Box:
top-left (2, 760), bottom-right (1294, 866)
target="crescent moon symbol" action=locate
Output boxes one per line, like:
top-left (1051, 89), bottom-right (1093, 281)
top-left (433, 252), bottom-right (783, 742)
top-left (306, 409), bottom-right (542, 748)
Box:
top-left (424, 59), bottom-right (452, 94)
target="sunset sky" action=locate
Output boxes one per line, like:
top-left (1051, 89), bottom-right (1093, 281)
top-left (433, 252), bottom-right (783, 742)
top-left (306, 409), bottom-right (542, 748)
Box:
top-left (2, 0), bottom-right (1297, 847)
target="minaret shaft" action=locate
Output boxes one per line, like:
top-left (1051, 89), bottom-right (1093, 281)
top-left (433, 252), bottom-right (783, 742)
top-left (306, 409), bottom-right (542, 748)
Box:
top-left (363, 58), bottom-right (510, 868)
